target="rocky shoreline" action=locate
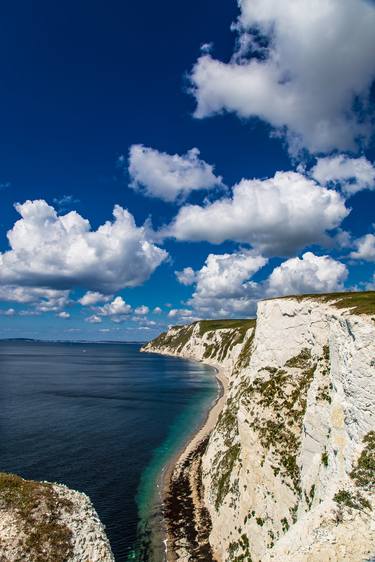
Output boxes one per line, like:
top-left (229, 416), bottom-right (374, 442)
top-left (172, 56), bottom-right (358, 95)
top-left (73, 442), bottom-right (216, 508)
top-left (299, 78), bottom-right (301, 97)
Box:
top-left (164, 437), bottom-right (214, 562)
top-left (140, 346), bottom-right (230, 562)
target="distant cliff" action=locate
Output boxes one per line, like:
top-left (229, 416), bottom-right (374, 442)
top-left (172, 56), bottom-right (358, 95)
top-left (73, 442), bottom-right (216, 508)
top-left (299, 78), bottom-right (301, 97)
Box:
top-left (143, 291), bottom-right (375, 562)
top-left (0, 473), bottom-right (114, 562)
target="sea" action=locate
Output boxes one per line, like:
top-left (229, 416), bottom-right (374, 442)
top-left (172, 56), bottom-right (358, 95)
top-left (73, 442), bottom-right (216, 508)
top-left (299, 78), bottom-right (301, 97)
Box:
top-left (0, 340), bottom-right (217, 561)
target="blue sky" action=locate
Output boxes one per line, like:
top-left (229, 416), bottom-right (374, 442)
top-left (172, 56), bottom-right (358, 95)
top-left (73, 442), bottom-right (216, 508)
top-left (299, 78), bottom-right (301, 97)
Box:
top-left (0, 0), bottom-right (374, 340)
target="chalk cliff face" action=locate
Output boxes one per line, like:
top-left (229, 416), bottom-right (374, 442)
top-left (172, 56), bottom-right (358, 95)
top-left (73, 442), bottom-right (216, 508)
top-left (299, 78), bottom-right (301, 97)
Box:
top-left (143, 292), bottom-right (375, 562)
top-left (143, 318), bottom-right (256, 381)
top-left (0, 473), bottom-right (114, 562)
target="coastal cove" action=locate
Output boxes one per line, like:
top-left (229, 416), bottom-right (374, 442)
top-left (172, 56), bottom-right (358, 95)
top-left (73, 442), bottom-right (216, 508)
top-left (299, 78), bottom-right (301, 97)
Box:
top-left (0, 340), bottom-right (218, 561)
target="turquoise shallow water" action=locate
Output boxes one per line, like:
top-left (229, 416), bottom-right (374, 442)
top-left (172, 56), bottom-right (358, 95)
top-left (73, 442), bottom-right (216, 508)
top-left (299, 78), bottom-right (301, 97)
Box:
top-left (0, 341), bottom-right (217, 561)
top-left (133, 360), bottom-right (218, 560)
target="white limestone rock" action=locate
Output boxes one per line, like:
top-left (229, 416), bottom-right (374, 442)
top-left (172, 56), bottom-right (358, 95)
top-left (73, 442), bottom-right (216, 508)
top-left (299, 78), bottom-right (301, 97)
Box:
top-left (144, 293), bottom-right (375, 562)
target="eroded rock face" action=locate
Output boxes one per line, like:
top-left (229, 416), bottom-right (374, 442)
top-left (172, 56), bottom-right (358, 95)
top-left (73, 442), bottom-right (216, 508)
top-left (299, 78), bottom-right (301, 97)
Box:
top-left (143, 294), bottom-right (375, 562)
top-left (0, 473), bottom-right (114, 562)
top-left (143, 319), bottom-right (256, 381)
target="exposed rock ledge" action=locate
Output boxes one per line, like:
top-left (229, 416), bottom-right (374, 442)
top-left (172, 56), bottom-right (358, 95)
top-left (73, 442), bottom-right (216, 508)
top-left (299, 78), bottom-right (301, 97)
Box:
top-left (143, 292), bottom-right (375, 562)
top-left (0, 472), bottom-right (114, 562)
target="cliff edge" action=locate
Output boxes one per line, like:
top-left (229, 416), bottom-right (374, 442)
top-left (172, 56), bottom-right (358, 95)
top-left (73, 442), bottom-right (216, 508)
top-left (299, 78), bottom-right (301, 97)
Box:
top-left (0, 472), bottom-right (114, 562)
top-left (143, 291), bottom-right (375, 562)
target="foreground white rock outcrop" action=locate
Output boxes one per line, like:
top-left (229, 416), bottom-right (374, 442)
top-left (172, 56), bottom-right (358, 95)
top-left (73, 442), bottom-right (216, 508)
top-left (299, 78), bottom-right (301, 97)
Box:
top-left (143, 292), bottom-right (375, 562)
top-left (0, 473), bottom-right (114, 562)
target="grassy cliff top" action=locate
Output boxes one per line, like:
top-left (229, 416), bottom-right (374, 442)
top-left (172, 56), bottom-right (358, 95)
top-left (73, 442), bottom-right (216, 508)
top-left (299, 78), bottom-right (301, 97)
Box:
top-left (198, 318), bottom-right (256, 335)
top-left (146, 318), bottom-right (256, 353)
top-left (0, 472), bottom-right (73, 562)
top-left (269, 291), bottom-right (375, 315)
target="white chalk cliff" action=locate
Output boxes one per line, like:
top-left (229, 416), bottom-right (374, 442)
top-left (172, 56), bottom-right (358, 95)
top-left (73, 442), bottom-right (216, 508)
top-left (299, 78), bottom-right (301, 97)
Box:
top-left (143, 292), bottom-right (375, 562)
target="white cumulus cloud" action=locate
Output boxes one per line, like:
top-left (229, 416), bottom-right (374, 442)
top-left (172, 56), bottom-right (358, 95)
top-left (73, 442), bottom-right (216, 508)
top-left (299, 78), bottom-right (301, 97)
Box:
top-left (311, 155), bottom-right (375, 196)
top-left (168, 308), bottom-right (197, 323)
top-left (134, 305), bottom-right (149, 316)
top-left (267, 252), bottom-right (348, 296)
top-left (78, 291), bottom-right (112, 306)
top-left (166, 171), bottom-right (348, 255)
top-left (128, 145), bottom-right (222, 202)
top-left (0, 308), bottom-right (16, 316)
top-left (86, 315), bottom-right (102, 324)
top-left (175, 267), bottom-right (197, 286)
top-left (57, 311), bottom-right (70, 319)
top-left (185, 250), bottom-right (267, 317)
top-left (190, 0), bottom-right (375, 154)
top-left (0, 200), bottom-right (167, 294)
top-left (97, 296), bottom-right (132, 319)
top-left (0, 286), bottom-right (70, 313)
top-left (350, 233), bottom-right (375, 262)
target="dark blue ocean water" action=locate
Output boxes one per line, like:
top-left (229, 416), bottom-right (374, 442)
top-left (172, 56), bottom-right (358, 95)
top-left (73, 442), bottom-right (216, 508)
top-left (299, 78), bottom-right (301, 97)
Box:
top-left (0, 341), bottom-right (217, 561)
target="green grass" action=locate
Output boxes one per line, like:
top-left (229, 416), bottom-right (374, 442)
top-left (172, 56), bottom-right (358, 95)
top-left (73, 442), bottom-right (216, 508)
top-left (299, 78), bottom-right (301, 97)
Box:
top-left (148, 323), bottom-right (194, 352)
top-left (148, 318), bottom-right (256, 356)
top-left (334, 489), bottom-right (371, 512)
top-left (238, 349), bottom-right (316, 494)
top-left (0, 473), bottom-right (73, 562)
top-left (212, 443), bottom-right (241, 510)
top-left (321, 451), bottom-right (329, 467)
top-left (198, 318), bottom-right (256, 336)
top-left (271, 291), bottom-right (375, 315)
top-left (228, 534), bottom-right (252, 561)
top-left (351, 431), bottom-right (375, 489)
top-left (234, 328), bottom-right (256, 371)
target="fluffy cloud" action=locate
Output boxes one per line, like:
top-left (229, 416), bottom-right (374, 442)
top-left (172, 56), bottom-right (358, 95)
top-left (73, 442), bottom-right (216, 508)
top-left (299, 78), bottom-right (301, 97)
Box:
top-left (134, 305), bottom-right (149, 316)
top-left (57, 311), bottom-right (70, 319)
top-left (190, 0), bottom-right (375, 154)
top-left (311, 155), bottom-right (375, 195)
top-left (182, 250), bottom-right (267, 317)
top-left (97, 296), bottom-right (132, 321)
top-left (86, 315), bottom-right (102, 324)
top-left (267, 252), bottom-right (348, 296)
top-left (168, 308), bottom-right (199, 323)
top-left (166, 172), bottom-right (348, 255)
top-left (78, 291), bottom-right (111, 306)
top-left (0, 308), bottom-right (16, 316)
top-left (175, 250), bottom-right (349, 319)
top-left (0, 286), bottom-right (70, 312)
top-left (350, 233), bottom-right (375, 262)
top-left (175, 267), bottom-right (196, 286)
top-left (168, 308), bottom-right (194, 318)
top-left (133, 317), bottom-right (156, 327)
top-left (0, 200), bottom-right (167, 294)
top-left (128, 145), bottom-right (222, 202)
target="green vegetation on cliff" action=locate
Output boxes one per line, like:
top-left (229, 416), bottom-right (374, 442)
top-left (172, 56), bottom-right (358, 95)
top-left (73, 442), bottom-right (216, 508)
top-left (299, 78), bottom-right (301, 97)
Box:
top-left (276, 290), bottom-right (375, 315)
top-left (351, 431), bottom-right (375, 490)
top-left (202, 321), bottom-right (255, 362)
top-left (147, 318), bottom-right (256, 363)
top-left (238, 349), bottom-right (316, 495)
top-left (147, 323), bottom-right (195, 352)
top-left (199, 319), bottom-right (255, 336)
top-left (0, 473), bottom-right (73, 562)
top-left (212, 443), bottom-right (241, 511)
